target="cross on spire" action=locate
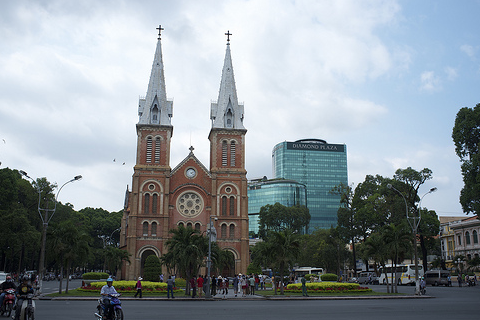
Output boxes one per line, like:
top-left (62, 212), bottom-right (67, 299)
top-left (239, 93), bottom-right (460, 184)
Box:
top-left (157, 25), bottom-right (164, 40)
top-left (189, 146), bottom-right (195, 153)
top-left (225, 30), bottom-right (232, 44)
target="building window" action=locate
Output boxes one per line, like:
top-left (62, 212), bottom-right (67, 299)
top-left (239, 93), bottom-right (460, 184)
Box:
top-left (465, 231), bottom-right (471, 245)
top-left (152, 194), bottom-right (158, 214)
top-left (229, 224), bottom-right (235, 239)
top-left (146, 137), bottom-right (152, 163)
top-left (222, 141), bottom-right (228, 166)
top-left (187, 222), bottom-right (193, 229)
top-left (222, 196), bottom-right (227, 216)
top-left (230, 141), bottom-right (236, 166)
top-left (221, 224), bottom-right (227, 239)
top-left (144, 194), bottom-right (150, 214)
top-left (151, 104), bottom-right (159, 124)
top-left (195, 223), bottom-right (201, 232)
top-left (143, 222), bottom-right (148, 236)
top-left (229, 197), bottom-right (235, 216)
top-left (179, 222), bottom-right (184, 228)
top-left (473, 230), bottom-right (478, 244)
top-left (458, 235), bottom-right (462, 246)
top-left (151, 222), bottom-right (157, 236)
top-left (155, 137), bottom-right (161, 163)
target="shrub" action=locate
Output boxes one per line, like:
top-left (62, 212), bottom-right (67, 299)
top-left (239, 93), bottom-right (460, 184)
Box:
top-left (143, 255), bottom-right (162, 282)
top-left (321, 273), bottom-right (338, 281)
top-left (82, 272), bottom-right (109, 280)
top-left (285, 282), bottom-right (372, 293)
top-left (79, 280), bottom-right (182, 293)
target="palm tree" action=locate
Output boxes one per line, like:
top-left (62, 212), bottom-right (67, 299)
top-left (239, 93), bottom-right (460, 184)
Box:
top-left (364, 232), bottom-right (388, 291)
top-left (267, 230), bottom-right (301, 295)
top-left (161, 226), bottom-right (208, 294)
top-left (383, 223), bottom-right (411, 293)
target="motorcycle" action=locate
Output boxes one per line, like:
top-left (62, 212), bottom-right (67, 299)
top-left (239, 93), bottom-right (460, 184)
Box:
top-left (95, 293), bottom-right (123, 320)
top-left (17, 293), bottom-right (35, 320)
top-left (0, 288), bottom-right (15, 317)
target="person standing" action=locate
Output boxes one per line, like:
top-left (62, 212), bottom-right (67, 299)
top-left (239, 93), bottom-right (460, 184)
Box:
top-left (249, 275), bottom-right (255, 295)
top-left (458, 273), bottom-right (462, 287)
top-left (197, 275), bottom-right (204, 298)
top-left (301, 276), bottom-right (309, 297)
top-left (211, 275), bottom-right (217, 296)
top-left (167, 276), bottom-right (175, 299)
top-left (134, 277), bottom-right (143, 298)
top-left (233, 274), bottom-right (239, 297)
top-left (255, 275), bottom-right (260, 291)
top-left (240, 275), bottom-right (247, 297)
top-left (190, 276), bottom-right (197, 298)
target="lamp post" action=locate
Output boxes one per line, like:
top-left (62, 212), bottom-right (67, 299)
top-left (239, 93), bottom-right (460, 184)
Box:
top-left (20, 170), bottom-right (82, 295)
top-left (387, 184), bottom-right (436, 295)
top-left (204, 216), bottom-right (218, 299)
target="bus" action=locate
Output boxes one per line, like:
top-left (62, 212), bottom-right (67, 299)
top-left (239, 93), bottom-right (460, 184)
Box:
top-left (378, 264), bottom-right (424, 285)
top-left (293, 267), bottom-right (325, 281)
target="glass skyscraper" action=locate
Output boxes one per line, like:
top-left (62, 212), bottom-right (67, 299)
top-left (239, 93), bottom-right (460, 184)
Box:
top-left (272, 139), bottom-right (348, 231)
top-left (248, 178), bottom-right (307, 236)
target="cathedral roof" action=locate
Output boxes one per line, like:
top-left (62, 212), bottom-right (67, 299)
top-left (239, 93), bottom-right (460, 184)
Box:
top-left (171, 146), bottom-right (211, 178)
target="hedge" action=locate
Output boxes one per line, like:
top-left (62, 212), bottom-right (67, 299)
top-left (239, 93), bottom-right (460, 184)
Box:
top-left (79, 280), bottom-right (182, 293)
top-left (285, 282), bottom-right (372, 293)
top-left (320, 273), bottom-right (338, 281)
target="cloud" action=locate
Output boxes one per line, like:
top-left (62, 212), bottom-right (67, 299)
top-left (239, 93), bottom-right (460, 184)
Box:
top-left (420, 71), bottom-right (441, 92)
top-left (460, 44), bottom-right (477, 59)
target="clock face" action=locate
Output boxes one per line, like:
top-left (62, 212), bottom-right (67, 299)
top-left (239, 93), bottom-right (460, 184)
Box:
top-left (186, 168), bottom-right (196, 178)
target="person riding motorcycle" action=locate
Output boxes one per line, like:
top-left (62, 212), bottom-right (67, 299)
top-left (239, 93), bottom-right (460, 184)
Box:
top-left (14, 275), bottom-right (34, 320)
top-left (0, 276), bottom-right (17, 310)
top-left (100, 278), bottom-right (118, 320)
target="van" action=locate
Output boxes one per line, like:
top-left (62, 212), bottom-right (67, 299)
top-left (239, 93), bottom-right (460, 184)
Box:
top-left (357, 272), bottom-right (379, 285)
top-left (424, 270), bottom-right (451, 286)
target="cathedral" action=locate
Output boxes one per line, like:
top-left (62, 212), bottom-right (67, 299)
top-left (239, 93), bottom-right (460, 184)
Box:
top-left (120, 28), bottom-right (249, 280)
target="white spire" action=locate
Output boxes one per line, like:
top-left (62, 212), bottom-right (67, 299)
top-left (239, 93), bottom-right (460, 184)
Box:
top-left (138, 26), bottom-right (173, 126)
top-left (210, 34), bottom-right (244, 130)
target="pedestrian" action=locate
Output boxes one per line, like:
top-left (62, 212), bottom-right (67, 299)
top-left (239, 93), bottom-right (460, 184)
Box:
top-left (197, 275), bottom-right (204, 298)
top-left (458, 273), bottom-right (462, 287)
top-left (190, 276), bottom-right (197, 298)
top-left (167, 276), bottom-right (175, 299)
top-left (211, 275), bottom-right (217, 296)
top-left (301, 276), bottom-right (309, 296)
top-left (134, 277), bottom-right (143, 298)
top-left (240, 274), bottom-right (247, 297)
top-left (249, 275), bottom-right (255, 295)
top-left (260, 275), bottom-right (265, 290)
top-left (447, 275), bottom-right (452, 287)
top-left (255, 274), bottom-right (260, 291)
top-left (233, 274), bottom-right (239, 297)
top-left (224, 277), bottom-right (229, 295)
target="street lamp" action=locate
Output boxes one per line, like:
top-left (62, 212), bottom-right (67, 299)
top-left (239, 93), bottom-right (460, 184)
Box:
top-left (20, 170), bottom-right (82, 295)
top-left (387, 184), bottom-right (436, 295)
top-left (204, 216), bottom-right (218, 299)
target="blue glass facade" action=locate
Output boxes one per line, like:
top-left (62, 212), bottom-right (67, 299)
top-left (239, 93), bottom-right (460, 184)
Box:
top-left (248, 179), bottom-right (307, 235)
top-left (272, 139), bottom-right (348, 231)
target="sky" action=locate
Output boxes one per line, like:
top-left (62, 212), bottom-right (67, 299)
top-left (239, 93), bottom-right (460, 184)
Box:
top-left (1, 0), bottom-right (479, 217)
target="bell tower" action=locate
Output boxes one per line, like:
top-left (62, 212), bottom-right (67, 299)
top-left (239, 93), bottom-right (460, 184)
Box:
top-left (208, 31), bottom-right (249, 274)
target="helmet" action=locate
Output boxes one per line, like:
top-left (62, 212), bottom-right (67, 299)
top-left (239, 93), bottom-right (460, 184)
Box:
top-left (107, 277), bottom-right (114, 282)
top-left (6, 276), bottom-right (12, 282)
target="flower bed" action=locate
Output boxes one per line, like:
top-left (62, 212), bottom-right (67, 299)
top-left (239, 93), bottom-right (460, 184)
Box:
top-left (285, 282), bottom-right (372, 293)
top-left (79, 281), bottom-right (181, 293)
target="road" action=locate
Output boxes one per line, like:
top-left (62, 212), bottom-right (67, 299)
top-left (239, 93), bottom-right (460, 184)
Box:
top-left (33, 283), bottom-right (479, 320)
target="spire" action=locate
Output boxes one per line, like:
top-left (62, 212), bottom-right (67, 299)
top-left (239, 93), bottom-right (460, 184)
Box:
top-left (138, 25), bottom-right (173, 126)
top-left (210, 32), bottom-right (244, 130)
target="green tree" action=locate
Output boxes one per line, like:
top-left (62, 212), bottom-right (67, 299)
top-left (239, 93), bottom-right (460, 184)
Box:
top-left (161, 226), bottom-right (208, 294)
top-left (143, 255), bottom-right (162, 282)
top-left (417, 209), bottom-right (440, 272)
top-left (383, 223), bottom-right (412, 293)
top-left (452, 103), bottom-right (480, 214)
top-left (268, 230), bottom-right (300, 295)
top-left (258, 203), bottom-right (310, 238)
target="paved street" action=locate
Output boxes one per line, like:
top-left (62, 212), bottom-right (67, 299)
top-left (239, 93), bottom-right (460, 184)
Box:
top-left (34, 283), bottom-right (479, 320)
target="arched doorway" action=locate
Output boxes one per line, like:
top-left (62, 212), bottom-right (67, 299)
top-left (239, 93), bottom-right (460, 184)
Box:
top-left (140, 249), bottom-right (158, 277)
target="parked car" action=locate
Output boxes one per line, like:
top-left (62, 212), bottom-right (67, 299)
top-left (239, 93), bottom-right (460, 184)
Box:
top-left (425, 270), bottom-right (451, 286)
top-left (357, 272), bottom-right (380, 285)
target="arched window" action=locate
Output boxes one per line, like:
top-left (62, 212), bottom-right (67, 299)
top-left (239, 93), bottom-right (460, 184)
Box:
top-left (151, 222), bottom-right (157, 236)
top-left (458, 235), bottom-right (462, 246)
top-left (473, 230), bottom-right (478, 244)
top-left (229, 197), bottom-right (235, 216)
top-left (146, 137), bottom-right (152, 163)
top-left (187, 222), bottom-right (193, 229)
top-left (144, 194), bottom-right (150, 214)
top-left (152, 194), bottom-right (158, 214)
top-left (221, 224), bottom-right (227, 239)
top-left (465, 231), bottom-right (471, 245)
top-left (143, 222), bottom-right (148, 236)
top-left (179, 222), bottom-right (184, 228)
top-left (151, 104), bottom-right (159, 124)
top-left (222, 140), bottom-right (228, 166)
top-left (195, 223), bottom-right (201, 232)
top-left (155, 137), bottom-right (161, 163)
top-left (230, 141), bottom-right (236, 166)
top-left (222, 196), bottom-right (227, 216)
top-left (229, 224), bottom-right (235, 239)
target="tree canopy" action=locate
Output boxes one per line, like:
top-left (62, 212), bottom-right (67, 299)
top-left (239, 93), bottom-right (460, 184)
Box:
top-left (452, 103), bottom-right (480, 214)
top-left (258, 202), bottom-right (310, 238)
